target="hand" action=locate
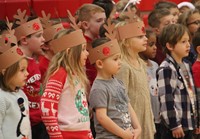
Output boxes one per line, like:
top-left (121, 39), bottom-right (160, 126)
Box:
top-left (172, 127), bottom-right (185, 138)
top-left (122, 128), bottom-right (133, 139)
top-left (132, 128), bottom-right (141, 139)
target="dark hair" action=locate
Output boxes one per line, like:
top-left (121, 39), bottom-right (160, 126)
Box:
top-left (154, 1), bottom-right (177, 9)
top-left (92, 37), bottom-right (110, 48)
top-left (93, 0), bottom-right (114, 18)
top-left (148, 8), bottom-right (171, 28)
top-left (146, 28), bottom-right (156, 39)
top-left (159, 24), bottom-right (190, 55)
top-left (0, 20), bottom-right (8, 35)
top-left (192, 31), bottom-right (200, 52)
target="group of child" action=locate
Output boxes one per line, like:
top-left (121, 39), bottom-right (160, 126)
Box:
top-left (1, 0), bottom-right (200, 139)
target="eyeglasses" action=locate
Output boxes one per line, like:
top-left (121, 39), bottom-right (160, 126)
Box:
top-left (17, 97), bottom-right (25, 112)
top-left (187, 20), bottom-right (200, 26)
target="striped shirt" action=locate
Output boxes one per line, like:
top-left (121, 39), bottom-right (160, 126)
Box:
top-left (156, 55), bottom-right (198, 130)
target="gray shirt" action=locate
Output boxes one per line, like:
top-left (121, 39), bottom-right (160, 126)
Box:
top-left (89, 77), bottom-right (132, 139)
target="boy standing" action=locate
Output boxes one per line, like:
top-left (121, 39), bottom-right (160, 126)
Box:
top-left (89, 21), bottom-right (141, 139)
top-left (13, 9), bottom-right (48, 139)
top-left (157, 24), bottom-right (199, 139)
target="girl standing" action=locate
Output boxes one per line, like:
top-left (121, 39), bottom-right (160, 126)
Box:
top-left (41, 11), bottom-right (92, 139)
top-left (0, 23), bottom-right (31, 139)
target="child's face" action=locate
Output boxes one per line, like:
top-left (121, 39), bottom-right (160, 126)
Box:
top-left (102, 53), bottom-right (121, 76)
top-left (87, 12), bottom-right (106, 38)
top-left (187, 12), bottom-right (200, 35)
top-left (171, 32), bottom-right (190, 59)
top-left (80, 43), bottom-right (89, 66)
top-left (9, 59), bottom-right (28, 90)
top-left (27, 30), bottom-right (45, 55)
top-left (157, 15), bottom-right (175, 35)
top-left (142, 34), bottom-right (157, 59)
top-left (169, 7), bottom-right (179, 23)
top-left (129, 35), bottom-right (148, 53)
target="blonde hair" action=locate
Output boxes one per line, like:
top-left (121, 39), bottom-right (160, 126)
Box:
top-left (115, 21), bottom-right (136, 62)
top-left (77, 4), bottom-right (105, 22)
top-left (44, 29), bottom-right (89, 91)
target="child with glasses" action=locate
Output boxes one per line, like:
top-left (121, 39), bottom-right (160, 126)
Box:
top-left (0, 22), bottom-right (31, 139)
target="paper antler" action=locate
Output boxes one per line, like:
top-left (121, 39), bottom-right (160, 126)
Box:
top-left (103, 18), bottom-right (116, 40)
top-left (67, 10), bottom-right (79, 30)
top-left (40, 10), bottom-right (52, 29)
top-left (13, 9), bottom-right (28, 25)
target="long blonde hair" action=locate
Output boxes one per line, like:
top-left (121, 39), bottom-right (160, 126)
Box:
top-left (44, 29), bottom-right (89, 91)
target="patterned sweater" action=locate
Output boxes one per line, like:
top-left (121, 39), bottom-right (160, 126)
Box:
top-left (41, 67), bottom-right (91, 139)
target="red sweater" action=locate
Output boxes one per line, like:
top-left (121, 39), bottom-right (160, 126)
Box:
top-left (39, 55), bottom-right (50, 81)
top-left (192, 61), bottom-right (200, 87)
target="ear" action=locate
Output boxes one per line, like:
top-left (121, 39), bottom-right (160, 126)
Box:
top-left (81, 21), bottom-right (90, 30)
top-left (20, 36), bottom-right (28, 45)
top-left (95, 59), bottom-right (103, 69)
top-left (196, 46), bottom-right (200, 54)
top-left (65, 48), bottom-right (71, 54)
top-left (166, 42), bottom-right (174, 51)
top-left (1, 69), bottom-right (6, 75)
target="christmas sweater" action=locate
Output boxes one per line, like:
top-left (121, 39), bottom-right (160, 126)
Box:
top-left (41, 67), bottom-right (91, 139)
top-left (0, 89), bottom-right (31, 139)
top-left (22, 57), bottom-right (43, 126)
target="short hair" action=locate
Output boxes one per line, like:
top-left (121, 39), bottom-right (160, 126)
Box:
top-left (92, 0), bottom-right (114, 18)
top-left (77, 4), bottom-right (105, 22)
top-left (177, 9), bottom-right (200, 26)
top-left (146, 28), bottom-right (156, 39)
top-left (92, 37), bottom-right (110, 48)
top-left (148, 8), bottom-right (171, 28)
top-left (159, 24), bottom-right (190, 55)
top-left (154, 1), bottom-right (177, 9)
top-left (192, 31), bottom-right (200, 52)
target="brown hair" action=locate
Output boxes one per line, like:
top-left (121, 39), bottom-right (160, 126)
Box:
top-left (77, 4), bottom-right (105, 22)
top-left (159, 24), bottom-right (190, 55)
top-left (148, 8), bottom-right (171, 28)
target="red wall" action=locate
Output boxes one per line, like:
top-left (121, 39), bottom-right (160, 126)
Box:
top-left (0, 0), bottom-right (191, 20)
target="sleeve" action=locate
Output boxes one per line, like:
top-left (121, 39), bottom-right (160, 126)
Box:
top-left (41, 68), bottom-right (67, 139)
top-left (89, 88), bottom-right (108, 110)
top-left (115, 64), bottom-right (130, 95)
top-left (0, 96), bottom-right (6, 139)
top-left (156, 67), bottom-right (181, 129)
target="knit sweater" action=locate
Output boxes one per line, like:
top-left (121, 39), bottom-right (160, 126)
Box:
top-left (41, 67), bottom-right (91, 139)
top-left (0, 89), bottom-right (31, 139)
top-left (115, 58), bottom-right (155, 139)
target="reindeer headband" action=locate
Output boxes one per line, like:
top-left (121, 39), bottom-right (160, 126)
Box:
top-left (88, 19), bottom-right (120, 64)
top-left (116, 0), bottom-right (145, 40)
top-left (13, 9), bottom-right (43, 41)
top-left (0, 19), bottom-right (25, 72)
top-left (50, 10), bottom-right (86, 53)
top-left (40, 11), bottom-right (64, 42)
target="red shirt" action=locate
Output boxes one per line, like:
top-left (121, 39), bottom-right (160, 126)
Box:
top-left (39, 55), bottom-right (50, 81)
top-left (84, 35), bottom-right (97, 86)
top-left (192, 61), bottom-right (200, 87)
top-left (22, 58), bottom-right (43, 126)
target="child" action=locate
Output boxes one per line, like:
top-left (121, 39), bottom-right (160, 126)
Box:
top-left (39, 11), bottom-right (64, 80)
top-left (0, 21), bottom-right (31, 139)
top-left (88, 20), bottom-right (141, 139)
top-left (77, 4), bottom-right (106, 85)
top-left (148, 8), bottom-right (175, 64)
top-left (157, 24), bottom-right (199, 139)
top-left (12, 9), bottom-right (48, 139)
top-left (139, 29), bottom-right (161, 139)
top-left (41, 11), bottom-right (92, 139)
top-left (115, 8), bottom-right (155, 139)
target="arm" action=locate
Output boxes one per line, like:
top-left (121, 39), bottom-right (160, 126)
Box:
top-left (128, 103), bottom-right (141, 139)
top-left (41, 68), bottom-right (67, 139)
top-left (96, 108), bottom-right (133, 139)
top-left (157, 67), bottom-right (184, 137)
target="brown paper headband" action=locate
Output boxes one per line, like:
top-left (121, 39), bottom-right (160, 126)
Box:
top-left (13, 9), bottom-right (43, 41)
top-left (88, 19), bottom-right (121, 64)
top-left (40, 11), bottom-right (64, 42)
top-left (0, 19), bottom-right (25, 72)
top-left (50, 10), bottom-right (86, 53)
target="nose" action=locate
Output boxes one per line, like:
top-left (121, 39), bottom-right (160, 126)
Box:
top-left (25, 70), bottom-right (29, 77)
top-left (41, 35), bottom-right (45, 43)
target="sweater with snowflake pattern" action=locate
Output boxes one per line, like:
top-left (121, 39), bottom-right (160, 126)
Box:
top-left (41, 67), bottom-right (90, 139)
